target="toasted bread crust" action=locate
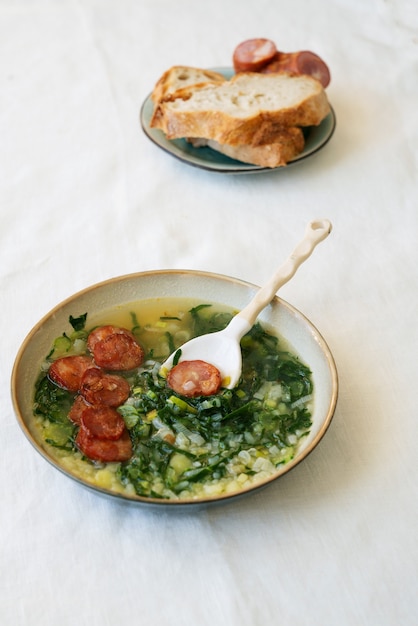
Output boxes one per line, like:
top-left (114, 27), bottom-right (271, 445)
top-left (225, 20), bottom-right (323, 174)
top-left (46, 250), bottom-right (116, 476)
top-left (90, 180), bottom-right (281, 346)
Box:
top-left (151, 66), bottom-right (225, 105)
top-left (188, 127), bottom-right (305, 167)
top-left (151, 72), bottom-right (330, 147)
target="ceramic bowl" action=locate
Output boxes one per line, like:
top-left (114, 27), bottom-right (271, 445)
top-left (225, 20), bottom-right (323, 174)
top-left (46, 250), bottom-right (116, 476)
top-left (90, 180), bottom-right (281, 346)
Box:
top-left (11, 270), bottom-right (338, 508)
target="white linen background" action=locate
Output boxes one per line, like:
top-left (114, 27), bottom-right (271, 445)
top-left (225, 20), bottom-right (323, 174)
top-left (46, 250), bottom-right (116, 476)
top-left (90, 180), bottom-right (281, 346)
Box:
top-left (1, 1), bottom-right (417, 625)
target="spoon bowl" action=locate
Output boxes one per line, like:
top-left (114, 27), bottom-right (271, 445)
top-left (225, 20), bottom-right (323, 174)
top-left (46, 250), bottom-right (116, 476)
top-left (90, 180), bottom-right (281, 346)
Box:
top-left (161, 219), bottom-right (332, 388)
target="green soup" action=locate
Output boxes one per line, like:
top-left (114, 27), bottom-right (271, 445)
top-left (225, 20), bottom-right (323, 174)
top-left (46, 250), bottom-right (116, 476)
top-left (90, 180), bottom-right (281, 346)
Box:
top-left (33, 299), bottom-right (313, 500)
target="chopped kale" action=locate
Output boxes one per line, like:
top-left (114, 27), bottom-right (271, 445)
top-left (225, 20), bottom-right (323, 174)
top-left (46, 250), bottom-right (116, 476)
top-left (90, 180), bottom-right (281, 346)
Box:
top-left (69, 313), bottom-right (87, 332)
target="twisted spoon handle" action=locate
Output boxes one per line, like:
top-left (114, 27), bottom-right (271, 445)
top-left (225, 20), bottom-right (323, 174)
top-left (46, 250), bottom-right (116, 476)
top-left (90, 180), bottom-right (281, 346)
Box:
top-left (236, 219), bottom-right (332, 330)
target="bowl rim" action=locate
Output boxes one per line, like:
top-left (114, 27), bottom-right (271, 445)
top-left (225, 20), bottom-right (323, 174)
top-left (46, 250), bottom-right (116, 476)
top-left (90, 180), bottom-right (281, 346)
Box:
top-left (11, 269), bottom-right (339, 508)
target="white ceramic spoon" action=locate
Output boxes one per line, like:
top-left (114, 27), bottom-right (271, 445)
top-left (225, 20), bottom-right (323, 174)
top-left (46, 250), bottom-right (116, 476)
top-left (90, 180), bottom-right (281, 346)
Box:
top-left (161, 219), bottom-right (332, 389)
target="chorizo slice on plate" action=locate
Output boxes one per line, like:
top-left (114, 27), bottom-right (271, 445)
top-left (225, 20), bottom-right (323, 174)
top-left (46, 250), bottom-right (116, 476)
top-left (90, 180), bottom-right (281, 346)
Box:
top-left (233, 38), bottom-right (277, 72)
top-left (262, 51), bottom-right (331, 87)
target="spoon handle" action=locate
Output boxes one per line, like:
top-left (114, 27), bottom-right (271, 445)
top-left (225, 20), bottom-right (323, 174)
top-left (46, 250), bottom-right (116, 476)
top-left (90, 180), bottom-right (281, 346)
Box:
top-left (237, 219), bottom-right (332, 328)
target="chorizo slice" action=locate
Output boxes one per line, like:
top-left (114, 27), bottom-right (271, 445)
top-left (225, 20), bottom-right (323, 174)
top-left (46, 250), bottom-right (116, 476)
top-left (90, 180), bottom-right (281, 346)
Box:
top-left (167, 360), bottom-right (222, 398)
top-left (87, 325), bottom-right (129, 352)
top-left (68, 394), bottom-right (90, 425)
top-left (262, 51), bottom-right (331, 87)
top-left (259, 52), bottom-right (289, 74)
top-left (76, 426), bottom-right (132, 463)
top-left (233, 38), bottom-right (277, 72)
top-left (292, 51), bottom-right (330, 87)
top-left (92, 332), bottom-right (144, 371)
top-left (48, 355), bottom-right (94, 393)
top-left (80, 406), bottom-right (126, 441)
top-left (80, 368), bottom-right (130, 407)
top-left (87, 325), bottom-right (144, 371)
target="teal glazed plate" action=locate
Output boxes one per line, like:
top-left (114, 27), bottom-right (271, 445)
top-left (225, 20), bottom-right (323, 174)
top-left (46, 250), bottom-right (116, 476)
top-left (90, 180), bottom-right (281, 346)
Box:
top-left (140, 67), bottom-right (336, 174)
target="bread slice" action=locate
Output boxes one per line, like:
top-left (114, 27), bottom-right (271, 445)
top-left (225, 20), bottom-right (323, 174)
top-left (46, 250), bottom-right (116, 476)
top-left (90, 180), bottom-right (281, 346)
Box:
top-left (151, 72), bottom-right (330, 146)
top-left (151, 66), bottom-right (225, 105)
top-left (188, 126), bottom-right (305, 168)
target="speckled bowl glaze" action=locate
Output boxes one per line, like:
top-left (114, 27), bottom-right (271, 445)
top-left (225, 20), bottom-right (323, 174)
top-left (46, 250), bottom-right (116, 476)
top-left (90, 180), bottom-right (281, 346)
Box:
top-left (11, 270), bottom-right (338, 508)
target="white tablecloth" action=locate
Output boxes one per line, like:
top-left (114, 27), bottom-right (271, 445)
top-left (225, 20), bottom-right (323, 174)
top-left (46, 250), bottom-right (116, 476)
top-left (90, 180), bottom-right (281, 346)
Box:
top-left (1, 1), bottom-right (417, 624)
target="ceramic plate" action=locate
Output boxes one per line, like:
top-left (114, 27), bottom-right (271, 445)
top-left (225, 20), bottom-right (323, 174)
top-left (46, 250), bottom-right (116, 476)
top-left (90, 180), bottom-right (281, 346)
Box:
top-left (140, 67), bottom-right (336, 174)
